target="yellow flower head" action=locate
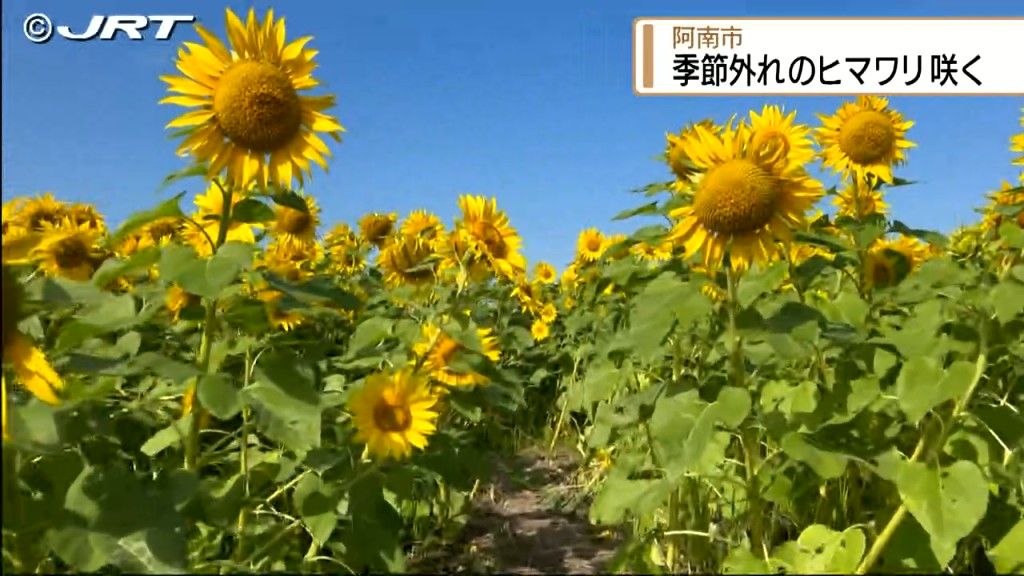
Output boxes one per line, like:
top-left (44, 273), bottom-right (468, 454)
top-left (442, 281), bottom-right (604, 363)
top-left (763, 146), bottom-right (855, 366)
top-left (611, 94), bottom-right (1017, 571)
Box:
top-left (576, 228), bottom-right (606, 263)
top-left (666, 119), bottom-right (717, 187)
top-left (66, 203), bottom-right (106, 233)
top-left (530, 319), bottom-right (551, 342)
top-left (602, 233), bottom-right (630, 260)
top-left (630, 240), bottom-right (673, 262)
top-left (161, 8), bottom-right (344, 190)
top-left (816, 95), bottom-right (915, 184)
top-left (4, 334), bottom-right (62, 406)
top-left (31, 219), bottom-right (105, 281)
top-left (539, 302), bottom-right (558, 324)
top-left (272, 194), bottom-right (319, 246)
top-left (833, 178), bottom-right (889, 219)
top-left (165, 284), bottom-right (200, 320)
top-left (256, 289), bottom-right (305, 332)
top-left (259, 239), bottom-right (323, 283)
top-left (359, 212), bottom-right (397, 248)
top-left (378, 233), bottom-right (437, 287)
top-left (533, 261), bottom-right (557, 284)
top-left (348, 368), bottom-right (439, 460)
top-left (667, 120), bottom-right (823, 273)
top-left (982, 180), bottom-right (1024, 232)
top-left (744, 105), bottom-right (815, 171)
top-left (1011, 108), bottom-right (1024, 182)
top-left (325, 224), bottom-right (366, 276)
top-left (511, 280), bottom-right (543, 316)
top-left (455, 195), bottom-right (526, 280)
top-left (413, 323), bottom-right (500, 388)
top-left (15, 193), bottom-right (67, 232)
top-left (400, 210), bottom-right (445, 242)
top-left (863, 235), bottom-right (932, 289)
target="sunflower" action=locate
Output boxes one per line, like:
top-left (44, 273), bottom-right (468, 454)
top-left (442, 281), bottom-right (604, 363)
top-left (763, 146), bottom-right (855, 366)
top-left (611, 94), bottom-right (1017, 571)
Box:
top-left (1012, 108), bottom-right (1024, 182)
top-left (271, 194), bottom-right (319, 246)
top-left (166, 284), bottom-right (200, 320)
top-left (602, 234), bottom-right (631, 260)
top-left (414, 323), bottom-right (500, 388)
top-left (435, 228), bottom-right (491, 284)
top-left (15, 193), bottom-right (66, 232)
top-left (66, 203), bottom-right (106, 232)
top-left (531, 319), bottom-right (550, 342)
top-left (833, 179), bottom-right (889, 219)
top-left (359, 212), bottom-right (398, 248)
top-left (348, 368), bottom-right (439, 460)
top-left (325, 225), bottom-right (366, 276)
top-left (666, 119), bottom-right (716, 190)
top-left (31, 220), bottom-right (104, 281)
top-left (630, 240), bottom-right (673, 262)
top-left (667, 121), bottom-right (823, 273)
top-left (816, 96), bottom-right (915, 184)
top-left (533, 261), bottom-right (557, 284)
top-left (2, 197), bottom-right (26, 238)
top-left (378, 234), bottom-right (438, 287)
top-left (539, 302), bottom-right (557, 324)
top-left (560, 264), bottom-right (580, 290)
top-left (863, 235), bottom-right (930, 289)
top-left (161, 8), bottom-right (344, 190)
top-left (400, 210), bottom-right (445, 242)
top-left (2, 266), bottom-right (21, 354)
top-left (511, 280), bottom-right (543, 316)
top-left (577, 228), bottom-right (606, 263)
top-left (259, 239), bottom-right (322, 283)
top-left (183, 183), bottom-right (262, 256)
top-left (455, 195), bottom-right (526, 280)
top-left (745, 105), bottom-right (815, 171)
top-left (982, 180), bottom-right (1024, 232)
top-left (256, 289), bottom-right (305, 331)
top-left (4, 335), bottom-right (63, 409)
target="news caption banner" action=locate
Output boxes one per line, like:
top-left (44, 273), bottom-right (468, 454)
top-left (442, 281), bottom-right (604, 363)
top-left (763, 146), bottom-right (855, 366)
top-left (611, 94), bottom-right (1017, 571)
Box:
top-left (633, 18), bottom-right (1024, 96)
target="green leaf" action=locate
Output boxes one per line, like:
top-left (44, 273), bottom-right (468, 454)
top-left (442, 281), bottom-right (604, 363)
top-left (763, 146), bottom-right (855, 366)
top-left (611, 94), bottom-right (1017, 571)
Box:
top-left (158, 163), bottom-right (208, 192)
top-left (736, 261), bottom-right (787, 307)
top-left (107, 193), bottom-right (185, 246)
top-left (769, 524), bottom-right (866, 573)
top-left (896, 358), bottom-right (976, 424)
top-left (890, 220), bottom-right (947, 248)
top-left (130, 352), bottom-right (201, 384)
top-left (590, 471), bottom-right (671, 525)
top-left (990, 278), bottom-right (1024, 323)
top-left (761, 380), bottom-right (819, 417)
top-left (141, 415), bottom-right (193, 457)
top-left (781, 432), bottom-right (849, 479)
top-left (231, 198), bottom-right (275, 223)
top-left (92, 246), bottom-right (162, 288)
top-left (997, 221), bottom-right (1024, 249)
top-left (346, 317), bottom-right (394, 357)
top-left (613, 201), bottom-right (659, 221)
top-left (895, 460), bottom-right (989, 567)
top-left (56, 293), bottom-right (142, 350)
top-left (198, 373), bottom-right (241, 420)
top-left (988, 519), bottom-right (1024, 574)
top-left (159, 242), bottom-right (252, 299)
top-left (245, 351), bottom-right (322, 456)
top-left (269, 189), bottom-right (310, 212)
top-left (293, 473), bottom-right (343, 546)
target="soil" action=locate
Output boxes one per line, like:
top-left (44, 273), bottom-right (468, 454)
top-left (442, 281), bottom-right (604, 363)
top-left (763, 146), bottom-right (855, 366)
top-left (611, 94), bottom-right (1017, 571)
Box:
top-left (411, 446), bottom-right (620, 575)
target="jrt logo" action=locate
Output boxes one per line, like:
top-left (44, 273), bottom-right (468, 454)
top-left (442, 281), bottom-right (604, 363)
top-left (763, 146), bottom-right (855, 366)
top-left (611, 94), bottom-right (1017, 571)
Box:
top-left (23, 14), bottom-right (196, 44)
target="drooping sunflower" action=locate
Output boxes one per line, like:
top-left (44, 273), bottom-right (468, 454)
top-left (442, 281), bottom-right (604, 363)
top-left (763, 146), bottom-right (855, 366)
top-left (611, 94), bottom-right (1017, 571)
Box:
top-left (347, 368), bottom-right (439, 460)
top-left (982, 180), bottom-right (1024, 232)
top-left (833, 179), bottom-right (889, 219)
top-left (161, 8), bottom-right (344, 190)
top-left (31, 220), bottom-right (104, 281)
top-left (359, 212), bottom-right (398, 248)
top-left (667, 121), bottom-right (823, 273)
top-left (259, 239), bottom-right (323, 283)
top-left (816, 96), bottom-right (915, 184)
top-left (576, 228), bottom-right (606, 263)
top-left (414, 323), bottom-right (500, 388)
top-left (378, 234), bottom-right (438, 287)
top-left (533, 261), bottom-right (556, 284)
top-left (271, 194), bottom-right (319, 246)
top-left (183, 183), bottom-right (262, 256)
top-left (455, 195), bottom-right (526, 280)
top-left (745, 105), bottom-right (815, 171)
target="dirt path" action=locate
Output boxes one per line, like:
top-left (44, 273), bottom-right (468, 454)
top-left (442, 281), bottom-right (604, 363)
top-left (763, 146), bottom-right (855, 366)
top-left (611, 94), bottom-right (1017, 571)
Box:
top-left (413, 446), bottom-right (620, 574)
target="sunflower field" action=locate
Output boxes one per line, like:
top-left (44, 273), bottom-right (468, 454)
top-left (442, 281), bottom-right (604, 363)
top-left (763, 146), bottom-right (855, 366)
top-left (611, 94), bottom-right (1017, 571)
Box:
top-left (3, 8), bottom-right (1024, 575)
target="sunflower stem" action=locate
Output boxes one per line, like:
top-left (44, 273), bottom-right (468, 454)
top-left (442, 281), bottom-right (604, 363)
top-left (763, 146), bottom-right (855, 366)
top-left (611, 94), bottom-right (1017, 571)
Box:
top-left (184, 180), bottom-right (234, 472)
top-left (234, 346), bottom-right (254, 563)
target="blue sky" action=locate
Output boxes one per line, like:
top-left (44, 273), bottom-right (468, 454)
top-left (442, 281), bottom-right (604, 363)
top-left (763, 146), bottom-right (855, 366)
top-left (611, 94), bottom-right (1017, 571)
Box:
top-left (2, 0), bottom-right (1022, 267)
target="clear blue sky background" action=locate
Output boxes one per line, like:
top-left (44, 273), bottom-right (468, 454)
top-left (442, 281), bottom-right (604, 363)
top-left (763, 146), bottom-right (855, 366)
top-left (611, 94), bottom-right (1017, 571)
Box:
top-left (3, 0), bottom-right (1023, 267)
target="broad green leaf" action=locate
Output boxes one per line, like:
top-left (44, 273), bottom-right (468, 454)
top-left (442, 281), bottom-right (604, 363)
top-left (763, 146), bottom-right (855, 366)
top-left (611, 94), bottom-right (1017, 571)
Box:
top-left (346, 316), bottom-right (394, 357)
top-left (158, 163), bottom-right (208, 191)
top-left (769, 524), bottom-right (866, 573)
top-left (761, 380), bottom-right (819, 418)
top-left (736, 261), bottom-right (787, 308)
top-left (130, 352), bottom-right (201, 384)
top-left (896, 460), bottom-right (989, 567)
top-left (197, 373), bottom-right (241, 420)
top-left (92, 246), bottom-right (162, 288)
top-left (896, 358), bottom-right (976, 424)
top-left (781, 432), bottom-right (849, 479)
top-left (990, 278), bottom-right (1024, 323)
top-left (292, 473), bottom-right (343, 546)
top-left (269, 188), bottom-right (310, 212)
top-left (245, 351), bottom-right (322, 456)
top-left (997, 221), bottom-right (1024, 249)
top-left (589, 472), bottom-right (671, 525)
top-left (628, 272), bottom-right (685, 359)
top-left (107, 193), bottom-right (185, 246)
top-left (141, 414), bottom-right (193, 457)
top-left (231, 198), bottom-right (275, 223)
top-left (613, 201), bottom-right (659, 221)
top-left (988, 519), bottom-right (1024, 574)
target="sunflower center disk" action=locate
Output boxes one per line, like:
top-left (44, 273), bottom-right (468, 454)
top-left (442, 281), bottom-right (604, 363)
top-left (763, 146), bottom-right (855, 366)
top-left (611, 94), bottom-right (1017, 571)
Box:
top-left (838, 110), bottom-right (896, 165)
top-left (373, 401), bottom-right (412, 433)
top-left (53, 238), bottom-right (90, 269)
top-left (693, 159), bottom-right (780, 235)
top-left (279, 208), bottom-right (312, 235)
top-left (214, 61), bottom-right (302, 153)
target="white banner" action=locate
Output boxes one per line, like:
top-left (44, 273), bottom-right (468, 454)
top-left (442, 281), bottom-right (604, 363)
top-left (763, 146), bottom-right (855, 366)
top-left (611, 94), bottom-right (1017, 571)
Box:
top-left (633, 18), bottom-right (1024, 95)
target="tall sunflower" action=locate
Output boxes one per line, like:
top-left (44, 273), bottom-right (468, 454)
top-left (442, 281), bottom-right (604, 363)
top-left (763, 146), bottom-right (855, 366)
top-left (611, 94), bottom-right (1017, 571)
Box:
top-left (359, 212), bottom-right (398, 248)
top-left (347, 368), bottom-right (439, 460)
top-left (413, 323), bottom-right (500, 388)
top-left (833, 179), bottom-right (889, 219)
top-left (666, 119), bottom-right (716, 191)
top-left (576, 228), bottom-right (606, 263)
top-left (533, 261), bottom-right (557, 284)
top-left (455, 195), bottom-right (526, 280)
top-left (746, 105), bottom-right (815, 171)
top-left (667, 121), bottom-right (823, 273)
top-left (16, 193), bottom-right (66, 232)
top-left (31, 220), bottom-right (104, 281)
top-left (816, 96), bottom-right (915, 184)
top-left (161, 8), bottom-right (344, 190)
top-left (378, 234), bottom-right (438, 287)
